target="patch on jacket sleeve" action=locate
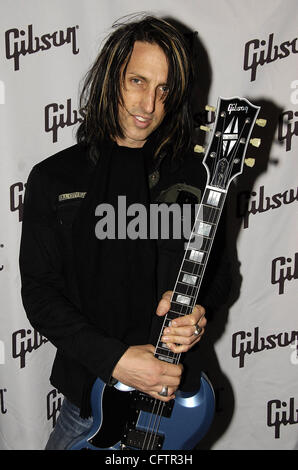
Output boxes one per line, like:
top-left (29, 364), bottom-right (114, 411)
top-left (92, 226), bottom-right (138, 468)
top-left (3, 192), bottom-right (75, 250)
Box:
top-left (58, 191), bottom-right (86, 202)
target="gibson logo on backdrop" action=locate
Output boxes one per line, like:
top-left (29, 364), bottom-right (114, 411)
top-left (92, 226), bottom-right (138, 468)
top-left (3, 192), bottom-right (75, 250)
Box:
top-left (10, 182), bottom-right (26, 222)
top-left (47, 389), bottom-right (63, 427)
top-left (5, 24), bottom-right (79, 71)
top-left (12, 328), bottom-right (48, 369)
top-left (243, 32), bottom-right (298, 82)
top-left (271, 252), bottom-right (298, 295)
top-left (0, 389), bottom-right (7, 414)
top-left (237, 185), bottom-right (298, 229)
top-left (267, 397), bottom-right (298, 438)
top-left (232, 327), bottom-right (298, 368)
top-left (277, 80), bottom-right (298, 152)
top-left (278, 109), bottom-right (298, 152)
top-left (44, 98), bottom-right (84, 143)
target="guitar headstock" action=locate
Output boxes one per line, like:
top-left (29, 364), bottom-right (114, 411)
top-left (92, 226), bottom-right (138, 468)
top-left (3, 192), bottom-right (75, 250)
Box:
top-left (196, 97), bottom-right (263, 190)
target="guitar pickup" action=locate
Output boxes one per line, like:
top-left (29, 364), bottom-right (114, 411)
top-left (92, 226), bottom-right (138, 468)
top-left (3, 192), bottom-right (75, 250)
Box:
top-left (121, 428), bottom-right (164, 450)
top-left (132, 391), bottom-right (174, 418)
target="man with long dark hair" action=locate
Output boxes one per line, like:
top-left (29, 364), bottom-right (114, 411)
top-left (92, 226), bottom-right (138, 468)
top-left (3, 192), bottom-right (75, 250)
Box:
top-left (20, 15), bottom-right (212, 450)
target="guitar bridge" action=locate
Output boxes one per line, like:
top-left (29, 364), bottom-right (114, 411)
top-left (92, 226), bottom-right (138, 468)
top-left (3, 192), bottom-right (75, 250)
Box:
top-left (121, 428), bottom-right (164, 450)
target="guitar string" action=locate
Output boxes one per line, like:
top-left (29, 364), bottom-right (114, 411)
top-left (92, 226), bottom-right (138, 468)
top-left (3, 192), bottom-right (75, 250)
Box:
top-left (142, 400), bottom-right (165, 449)
top-left (141, 397), bottom-right (165, 449)
top-left (139, 115), bottom-right (248, 449)
top-left (141, 398), bottom-right (160, 449)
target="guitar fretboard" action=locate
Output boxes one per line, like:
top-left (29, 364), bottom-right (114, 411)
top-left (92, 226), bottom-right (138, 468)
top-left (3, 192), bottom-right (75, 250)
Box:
top-left (154, 185), bottom-right (227, 364)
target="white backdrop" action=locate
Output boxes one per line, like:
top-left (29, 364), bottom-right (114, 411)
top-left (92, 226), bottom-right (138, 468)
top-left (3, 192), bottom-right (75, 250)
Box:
top-left (0, 0), bottom-right (297, 450)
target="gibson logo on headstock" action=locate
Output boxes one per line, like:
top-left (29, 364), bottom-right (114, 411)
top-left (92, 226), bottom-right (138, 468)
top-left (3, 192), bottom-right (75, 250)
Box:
top-left (228, 103), bottom-right (249, 114)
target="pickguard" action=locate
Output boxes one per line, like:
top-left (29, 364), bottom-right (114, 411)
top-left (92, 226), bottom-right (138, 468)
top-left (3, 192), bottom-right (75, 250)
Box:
top-left (88, 385), bottom-right (133, 448)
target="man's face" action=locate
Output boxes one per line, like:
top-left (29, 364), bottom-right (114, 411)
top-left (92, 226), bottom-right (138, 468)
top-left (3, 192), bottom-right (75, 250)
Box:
top-left (116, 41), bottom-right (169, 148)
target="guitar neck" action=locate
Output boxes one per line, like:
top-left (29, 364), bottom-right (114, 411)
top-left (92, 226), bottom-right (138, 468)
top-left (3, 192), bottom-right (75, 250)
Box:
top-left (154, 95), bottom-right (261, 365)
top-left (154, 184), bottom-right (227, 365)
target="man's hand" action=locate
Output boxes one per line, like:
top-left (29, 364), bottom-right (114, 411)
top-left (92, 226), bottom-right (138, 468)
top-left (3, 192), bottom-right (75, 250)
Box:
top-left (112, 344), bottom-right (183, 402)
top-left (156, 290), bottom-right (206, 353)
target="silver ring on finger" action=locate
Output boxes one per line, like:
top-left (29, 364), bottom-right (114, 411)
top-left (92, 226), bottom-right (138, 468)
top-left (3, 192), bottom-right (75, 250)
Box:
top-left (158, 385), bottom-right (168, 397)
top-left (194, 324), bottom-right (202, 336)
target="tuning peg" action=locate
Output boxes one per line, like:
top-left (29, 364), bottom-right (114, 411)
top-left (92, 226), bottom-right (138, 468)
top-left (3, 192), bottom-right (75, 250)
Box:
top-left (194, 144), bottom-right (205, 154)
top-left (244, 158), bottom-right (255, 167)
top-left (250, 138), bottom-right (261, 147)
top-left (256, 118), bottom-right (267, 127)
top-left (200, 125), bottom-right (211, 132)
top-left (205, 104), bottom-right (216, 112)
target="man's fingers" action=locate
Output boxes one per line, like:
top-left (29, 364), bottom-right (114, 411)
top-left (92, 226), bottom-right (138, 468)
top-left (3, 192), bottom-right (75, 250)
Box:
top-left (160, 360), bottom-right (183, 378)
top-left (162, 312), bottom-right (206, 339)
top-left (150, 389), bottom-right (176, 402)
top-left (155, 290), bottom-right (172, 316)
top-left (162, 338), bottom-right (202, 354)
top-left (170, 305), bottom-right (206, 328)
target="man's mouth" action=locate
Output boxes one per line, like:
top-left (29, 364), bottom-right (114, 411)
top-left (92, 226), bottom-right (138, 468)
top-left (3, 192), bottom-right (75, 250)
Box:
top-left (133, 114), bottom-right (152, 128)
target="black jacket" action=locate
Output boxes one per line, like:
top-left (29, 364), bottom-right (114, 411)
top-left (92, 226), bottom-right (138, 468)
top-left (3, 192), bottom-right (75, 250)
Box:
top-left (19, 142), bottom-right (230, 415)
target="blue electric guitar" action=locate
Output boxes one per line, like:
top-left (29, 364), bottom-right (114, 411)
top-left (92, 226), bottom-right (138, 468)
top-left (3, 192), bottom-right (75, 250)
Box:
top-left (70, 97), bottom-right (262, 450)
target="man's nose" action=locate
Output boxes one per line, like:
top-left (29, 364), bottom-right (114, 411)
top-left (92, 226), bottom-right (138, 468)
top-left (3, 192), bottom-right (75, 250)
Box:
top-left (141, 88), bottom-right (156, 114)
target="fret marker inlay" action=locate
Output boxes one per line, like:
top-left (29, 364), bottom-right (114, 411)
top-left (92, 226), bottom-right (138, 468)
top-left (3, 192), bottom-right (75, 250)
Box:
top-left (207, 190), bottom-right (221, 207)
top-left (182, 274), bottom-right (198, 285)
top-left (176, 295), bottom-right (191, 305)
top-left (189, 250), bottom-right (204, 262)
top-left (197, 222), bottom-right (212, 237)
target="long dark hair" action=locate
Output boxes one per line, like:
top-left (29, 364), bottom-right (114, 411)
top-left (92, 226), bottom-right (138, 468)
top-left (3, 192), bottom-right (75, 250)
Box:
top-left (77, 15), bottom-right (194, 160)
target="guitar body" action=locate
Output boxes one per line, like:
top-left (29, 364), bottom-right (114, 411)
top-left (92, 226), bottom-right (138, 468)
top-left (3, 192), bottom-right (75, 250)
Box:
top-left (70, 373), bottom-right (215, 450)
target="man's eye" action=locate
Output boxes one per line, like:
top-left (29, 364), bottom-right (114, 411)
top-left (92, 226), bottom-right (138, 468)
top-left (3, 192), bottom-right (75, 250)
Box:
top-left (158, 86), bottom-right (169, 98)
top-left (131, 78), bottom-right (142, 85)
top-left (159, 86), bottom-right (169, 95)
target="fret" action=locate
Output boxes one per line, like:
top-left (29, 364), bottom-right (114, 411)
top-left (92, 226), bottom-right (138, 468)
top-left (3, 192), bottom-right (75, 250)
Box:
top-left (180, 267), bottom-right (205, 276)
top-left (185, 257), bottom-right (205, 274)
top-left (169, 303), bottom-right (192, 315)
top-left (167, 309), bottom-right (185, 319)
top-left (188, 236), bottom-right (210, 253)
top-left (155, 346), bottom-right (175, 357)
top-left (189, 235), bottom-right (212, 256)
top-left (174, 281), bottom-right (197, 296)
top-left (205, 185), bottom-right (227, 194)
top-left (195, 202), bottom-right (222, 223)
top-left (163, 317), bottom-right (173, 328)
top-left (181, 259), bottom-right (204, 277)
top-left (171, 299), bottom-right (195, 310)
top-left (201, 201), bottom-right (221, 210)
